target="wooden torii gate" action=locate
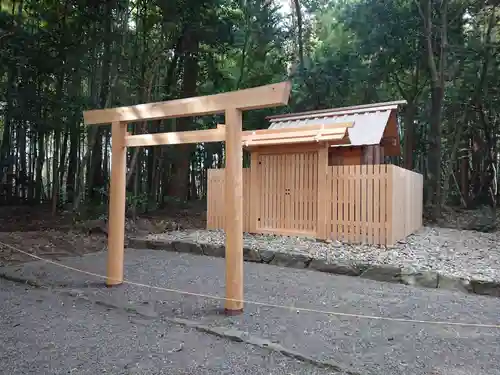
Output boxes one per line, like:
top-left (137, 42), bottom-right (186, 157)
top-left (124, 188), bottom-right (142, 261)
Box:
top-left (83, 82), bottom-right (292, 314)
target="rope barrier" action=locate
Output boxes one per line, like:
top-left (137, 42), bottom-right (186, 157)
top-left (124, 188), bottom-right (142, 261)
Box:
top-left (1, 240), bottom-right (499, 330)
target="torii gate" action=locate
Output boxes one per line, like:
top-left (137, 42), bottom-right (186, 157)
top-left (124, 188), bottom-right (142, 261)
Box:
top-left (83, 82), bottom-right (292, 314)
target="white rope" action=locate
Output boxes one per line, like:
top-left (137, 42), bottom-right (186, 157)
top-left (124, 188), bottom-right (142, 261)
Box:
top-left (1, 240), bottom-right (500, 330)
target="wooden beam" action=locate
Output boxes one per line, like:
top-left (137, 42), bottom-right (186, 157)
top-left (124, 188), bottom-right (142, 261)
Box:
top-left (249, 122), bottom-right (353, 137)
top-left (125, 122), bottom-right (352, 148)
top-left (107, 122), bottom-right (127, 286)
top-left (243, 124), bottom-right (351, 143)
top-left (250, 142), bottom-right (324, 154)
top-left (243, 130), bottom-right (349, 147)
top-left (126, 128), bottom-right (225, 147)
top-left (243, 128), bottom-right (350, 147)
top-left (224, 108), bottom-right (244, 315)
top-left (328, 137), bottom-right (351, 147)
top-left (83, 81), bottom-right (292, 125)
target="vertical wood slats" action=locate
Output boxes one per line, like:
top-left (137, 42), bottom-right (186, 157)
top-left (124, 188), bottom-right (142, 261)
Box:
top-left (327, 164), bottom-right (389, 245)
top-left (206, 168), bottom-right (252, 231)
top-left (254, 151), bottom-right (318, 235)
top-left (207, 163), bottom-right (423, 246)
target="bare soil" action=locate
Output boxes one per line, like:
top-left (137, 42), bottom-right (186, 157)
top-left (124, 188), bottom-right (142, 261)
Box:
top-left (0, 202), bottom-right (207, 266)
top-left (425, 205), bottom-right (498, 231)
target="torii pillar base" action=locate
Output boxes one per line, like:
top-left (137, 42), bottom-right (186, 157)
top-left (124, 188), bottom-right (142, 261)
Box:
top-left (224, 308), bottom-right (244, 316)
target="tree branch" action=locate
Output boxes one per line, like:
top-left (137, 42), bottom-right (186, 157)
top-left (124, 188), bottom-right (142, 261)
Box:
top-left (292, 0), bottom-right (304, 70)
top-left (391, 73), bottom-right (409, 101)
top-left (439, 0), bottom-right (448, 86)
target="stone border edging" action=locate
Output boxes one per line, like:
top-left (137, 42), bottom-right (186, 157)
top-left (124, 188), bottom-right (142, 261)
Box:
top-left (128, 238), bottom-right (500, 298)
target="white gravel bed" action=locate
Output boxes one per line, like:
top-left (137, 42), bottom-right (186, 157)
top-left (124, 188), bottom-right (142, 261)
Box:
top-left (146, 227), bottom-right (500, 282)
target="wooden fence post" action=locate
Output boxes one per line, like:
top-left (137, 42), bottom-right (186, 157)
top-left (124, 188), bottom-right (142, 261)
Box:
top-left (107, 121), bottom-right (127, 286)
top-left (249, 152), bottom-right (260, 233)
top-left (224, 108), bottom-right (244, 314)
top-left (317, 144), bottom-right (329, 239)
top-left (386, 165), bottom-right (394, 246)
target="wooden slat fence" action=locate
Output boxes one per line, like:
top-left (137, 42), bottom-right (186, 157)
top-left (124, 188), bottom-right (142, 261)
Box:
top-left (325, 165), bottom-right (389, 245)
top-left (207, 164), bottom-right (423, 245)
top-left (206, 168), bottom-right (252, 231)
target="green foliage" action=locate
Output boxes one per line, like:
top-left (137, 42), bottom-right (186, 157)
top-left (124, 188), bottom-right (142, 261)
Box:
top-left (126, 191), bottom-right (148, 210)
top-left (0, 0), bottom-right (499, 211)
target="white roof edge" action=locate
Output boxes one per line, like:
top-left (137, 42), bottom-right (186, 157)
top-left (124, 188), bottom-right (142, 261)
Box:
top-left (268, 109), bottom-right (392, 147)
top-left (269, 101), bottom-right (406, 124)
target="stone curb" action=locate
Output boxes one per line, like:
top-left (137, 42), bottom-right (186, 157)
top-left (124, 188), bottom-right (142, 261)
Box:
top-left (168, 317), bottom-right (357, 374)
top-left (128, 238), bottom-right (500, 299)
top-left (62, 289), bottom-right (358, 374)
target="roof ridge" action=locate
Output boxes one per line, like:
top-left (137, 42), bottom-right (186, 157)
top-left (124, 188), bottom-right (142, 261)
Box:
top-left (267, 100), bottom-right (407, 122)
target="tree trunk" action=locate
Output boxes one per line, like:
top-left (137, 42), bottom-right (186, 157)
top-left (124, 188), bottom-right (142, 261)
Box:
top-left (59, 127), bottom-right (69, 196)
top-left (291, 0), bottom-right (304, 69)
top-left (418, 0), bottom-right (447, 218)
top-left (28, 131), bottom-right (35, 202)
top-left (460, 151), bottom-right (469, 207)
top-left (18, 123), bottom-right (27, 200)
top-left (51, 130), bottom-right (61, 215)
top-left (0, 66), bottom-right (15, 177)
top-left (66, 125), bottom-right (79, 204)
top-left (151, 145), bottom-right (163, 206)
top-left (167, 32), bottom-right (199, 201)
top-left (403, 102), bottom-right (417, 170)
top-left (88, 0), bottom-right (114, 200)
top-left (190, 157), bottom-right (197, 200)
top-left (131, 152), bottom-right (140, 219)
top-left (427, 85), bottom-right (444, 211)
top-left (35, 133), bottom-right (45, 202)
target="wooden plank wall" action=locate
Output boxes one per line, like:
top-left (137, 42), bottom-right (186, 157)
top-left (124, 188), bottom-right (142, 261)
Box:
top-left (328, 147), bottom-right (362, 166)
top-left (206, 168), bottom-right (252, 231)
top-left (257, 153), bottom-right (287, 232)
top-left (362, 145), bottom-right (384, 164)
top-left (257, 151), bottom-right (318, 236)
top-left (389, 166), bottom-right (424, 244)
top-left (206, 164), bottom-right (423, 246)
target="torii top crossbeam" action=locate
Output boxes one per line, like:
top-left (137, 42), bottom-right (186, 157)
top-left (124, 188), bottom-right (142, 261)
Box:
top-left (83, 82), bottom-right (292, 125)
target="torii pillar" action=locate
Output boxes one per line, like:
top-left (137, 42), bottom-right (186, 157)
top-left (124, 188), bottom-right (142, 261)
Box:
top-left (224, 108), bottom-right (243, 313)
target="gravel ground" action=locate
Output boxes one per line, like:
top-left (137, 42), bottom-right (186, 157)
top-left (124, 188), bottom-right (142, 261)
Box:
top-left (145, 227), bottom-right (500, 282)
top-left (0, 278), bottom-right (338, 375)
top-left (2, 250), bottom-right (500, 375)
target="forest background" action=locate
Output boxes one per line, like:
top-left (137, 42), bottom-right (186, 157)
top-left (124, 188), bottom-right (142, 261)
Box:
top-left (0, 0), bottom-right (498, 230)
